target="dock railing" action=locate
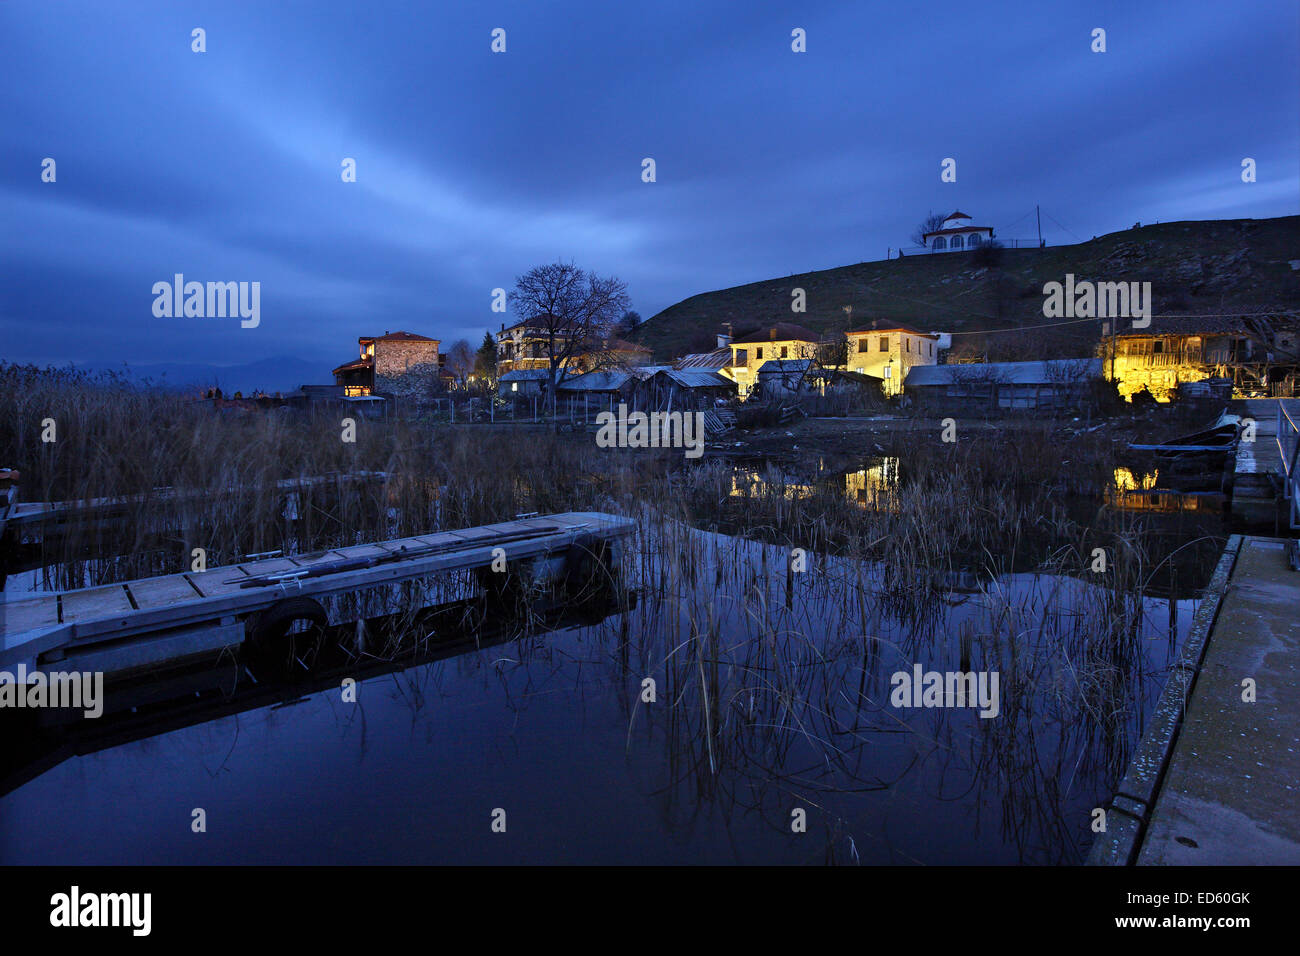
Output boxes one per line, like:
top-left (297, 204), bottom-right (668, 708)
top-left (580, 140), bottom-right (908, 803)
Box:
top-left (1279, 400), bottom-right (1300, 530)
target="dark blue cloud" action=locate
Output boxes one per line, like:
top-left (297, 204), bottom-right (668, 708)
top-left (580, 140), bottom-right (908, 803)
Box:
top-left (2, 0), bottom-right (1296, 372)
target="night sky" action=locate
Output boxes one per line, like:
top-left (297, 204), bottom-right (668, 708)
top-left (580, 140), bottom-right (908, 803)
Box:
top-left (3, 0), bottom-right (1297, 375)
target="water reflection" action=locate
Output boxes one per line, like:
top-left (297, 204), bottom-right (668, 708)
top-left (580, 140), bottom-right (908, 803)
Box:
top-left (0, 521), bottom-right (1191, 866)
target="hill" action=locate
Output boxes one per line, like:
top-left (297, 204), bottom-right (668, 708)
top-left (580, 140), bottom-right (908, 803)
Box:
top-left (637, 216), bottom-right (1300, 362)
top-left (78, 357), bottom-right (327, 396)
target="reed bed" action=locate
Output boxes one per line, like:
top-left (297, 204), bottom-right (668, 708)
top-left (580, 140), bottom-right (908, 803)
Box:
top-left (1, 364), bottom-right (1208, 862)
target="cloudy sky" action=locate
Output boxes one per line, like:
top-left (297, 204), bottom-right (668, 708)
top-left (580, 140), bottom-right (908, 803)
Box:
top-left (2, 0), bottom-right (1297, 375)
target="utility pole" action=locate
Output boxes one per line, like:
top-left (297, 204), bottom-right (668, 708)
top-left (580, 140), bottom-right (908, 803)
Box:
top-left (1036, 205), bottom-right (1043, 248)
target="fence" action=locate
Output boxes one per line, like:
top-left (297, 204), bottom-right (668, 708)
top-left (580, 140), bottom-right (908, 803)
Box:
top-left (1278, 400), bottom-right (1300, 530)
top-left (892, 239), bottom-right (1046, 257)
top-left (423, 392), bottom-right (720, 427)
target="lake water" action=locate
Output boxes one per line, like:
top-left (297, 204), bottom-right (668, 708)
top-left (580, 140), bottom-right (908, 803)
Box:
top-left (0, 518), bottom-right (1199, 865)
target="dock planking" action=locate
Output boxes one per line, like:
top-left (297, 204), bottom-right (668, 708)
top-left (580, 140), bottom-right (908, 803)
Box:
top-left (0, 512), bottom-right (634, 672)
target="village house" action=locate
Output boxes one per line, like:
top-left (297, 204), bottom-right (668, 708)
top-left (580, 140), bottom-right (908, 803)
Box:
top-left (497, 368), bottom-right (551, 399)
top-left (332, 331), bottom-right (441, 400)
top-left (905, 358), bottom-right (1103, 412)
top-left (634, 367), bottom-right (733, 410)
top-left (844, 323), bottom-right (941, 397)
top-left (922, 211), bottom-right (995, 253)
top-left (726, 324), bottom-right (820, 399)
top-left (754, 359), bottom-right (880, 401)
top-left (495, 320), bottom-right (651, 376)
top-left (1105, 315), bottom-right (1300, 401)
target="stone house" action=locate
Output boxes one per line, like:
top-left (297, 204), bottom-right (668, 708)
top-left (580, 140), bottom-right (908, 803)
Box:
top-left (332, 331), bottom-right (441, 400)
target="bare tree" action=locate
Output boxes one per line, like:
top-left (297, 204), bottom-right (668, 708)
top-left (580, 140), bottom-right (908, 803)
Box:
top-left (509, 261), bottom-right (630, 414)
top-left (910, 211), bottom-right (947, 248)
top-left (445, 339), bottom-right (474, 387)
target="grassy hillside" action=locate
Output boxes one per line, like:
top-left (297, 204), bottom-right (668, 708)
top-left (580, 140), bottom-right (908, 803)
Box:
top-left (638, 215), bottom-right (1300, 362)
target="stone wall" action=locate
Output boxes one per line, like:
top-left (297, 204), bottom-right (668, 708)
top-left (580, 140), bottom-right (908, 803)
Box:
top-left (373, 339), bottom-right (440, 399)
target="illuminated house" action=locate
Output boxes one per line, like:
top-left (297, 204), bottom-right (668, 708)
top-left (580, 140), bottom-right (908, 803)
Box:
top-left (844, 324), bottom-right (940, 396)
top-left (726, 324), bottom-right (820, 399)
top-left (1105, 316), bottom-right (1299, 401)
top-left (495, 320), bottom-right (651, 375)
top-left (332, 331), bottom-right (441, 398)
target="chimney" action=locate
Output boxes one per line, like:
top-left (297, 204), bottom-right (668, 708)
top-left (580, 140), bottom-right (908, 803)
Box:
top-left (716, 331), bottom-right (733, 349)
top-left (770, 328), bottom-right (777, 341)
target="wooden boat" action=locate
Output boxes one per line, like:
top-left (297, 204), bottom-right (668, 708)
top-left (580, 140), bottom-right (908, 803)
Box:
top-left (1127, 410), bottom-right (1240, 468)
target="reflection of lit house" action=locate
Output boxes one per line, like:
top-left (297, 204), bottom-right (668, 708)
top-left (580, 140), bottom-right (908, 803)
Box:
top-left (1107, 316), bottom-right (1299, 402)
top-left (332, 331), bottom-right (440, 398)
top-left (726, 324), bottom-right (819, 399)
top-left (905, 358), bottom-right (1103, 411)
top-left (922, 211), bottom-right (994, 253)
top-left (844, 324), bottom-right (940, 396)
top-left (1108, 467), bottom-right (1217, 512)
top-left (845, 457), bottom-right (900, 511)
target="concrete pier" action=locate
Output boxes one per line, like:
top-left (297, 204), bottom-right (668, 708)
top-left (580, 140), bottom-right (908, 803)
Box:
top-left (1230, 398), bottom-right (1299, 525)
top-left (1090, 534), bottom-right (1300, 864)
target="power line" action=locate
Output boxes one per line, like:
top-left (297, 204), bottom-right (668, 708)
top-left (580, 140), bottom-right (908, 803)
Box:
top-left (1041, 209), bottom-right (1085, 243)
top-left (944, 310), bottom-right (1298, 336)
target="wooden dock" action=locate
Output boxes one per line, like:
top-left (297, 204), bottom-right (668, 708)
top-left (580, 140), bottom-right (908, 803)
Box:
top-left (0, 511), bottom-right (634, 678)
top-left (1231, 398), bottom-right (1300, 526)
top-left (1089, 534), bottom-right (1300, 864)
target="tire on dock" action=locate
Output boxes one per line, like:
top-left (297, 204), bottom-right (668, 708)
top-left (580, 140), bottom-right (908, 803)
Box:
top-left (244, 596), bottom-right (329, 671)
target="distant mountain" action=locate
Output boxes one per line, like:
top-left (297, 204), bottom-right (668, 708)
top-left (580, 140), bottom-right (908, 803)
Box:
top-left (80, 356), bottom-right (331, 396)
top-left (636, 215), bottom-right (1300, 362)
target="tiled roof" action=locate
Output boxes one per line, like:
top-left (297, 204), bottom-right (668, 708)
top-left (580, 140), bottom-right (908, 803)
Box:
top-left (1112, 316), bottom-right (1255, 337)
top-left (732, 323), bottom-right (819, 344)
top-left (365, 331), bottom-right (438, 342)
top-left (924, 226), bottom-right (993, 237)
top-left (846, 323), bottom-right (938, 338)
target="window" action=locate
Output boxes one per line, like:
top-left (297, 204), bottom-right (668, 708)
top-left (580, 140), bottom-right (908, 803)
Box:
top-left (879, 336), bottom-right (888, 352)
top-left (928, 341), bottom-right (933, 356)
top-left (1153, 340), bottom-right (1164, 353)
top-left (906, 339), bottom-right (911, 353)
top-left (933, 237), bottom-right (947, 250)
top-left (950, 235), bottom-right (964, 249)
top-left (735, 349), bottom-right (748, 367)
top-left (858, 338), bottom-right (869, 353)
top-left (968, 234), bottom-right (981, 246)
top-left (781, 346), bottom-right (788, 357)
top-left (756, 347), bottom-right (764, 360)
